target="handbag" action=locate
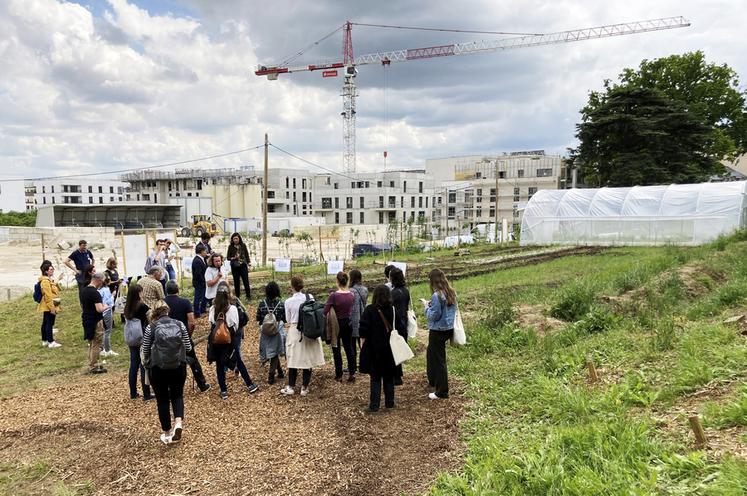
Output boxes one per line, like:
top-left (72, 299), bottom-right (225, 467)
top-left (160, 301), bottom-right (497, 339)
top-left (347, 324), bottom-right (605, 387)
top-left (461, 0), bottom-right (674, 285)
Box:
top-left (380, 308), bottom-right (414, 366)
top-left (114, 287), bottom-right (127, 315)
top-left (406, 300), bottom-right (418, 340)
top-left (212, 312), bottom-right (232, 345)
top-left (450, 305), bottom-right (466, 346)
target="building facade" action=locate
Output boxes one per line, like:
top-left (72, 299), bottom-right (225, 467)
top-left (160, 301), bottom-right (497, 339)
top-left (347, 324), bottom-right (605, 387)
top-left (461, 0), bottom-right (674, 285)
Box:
top-left (31, 179), bottom-right (128, 208)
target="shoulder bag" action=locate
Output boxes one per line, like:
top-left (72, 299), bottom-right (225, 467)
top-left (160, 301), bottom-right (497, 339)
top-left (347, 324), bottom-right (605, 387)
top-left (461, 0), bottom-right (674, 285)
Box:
top-left (379, 307), bottom-right (414, 366)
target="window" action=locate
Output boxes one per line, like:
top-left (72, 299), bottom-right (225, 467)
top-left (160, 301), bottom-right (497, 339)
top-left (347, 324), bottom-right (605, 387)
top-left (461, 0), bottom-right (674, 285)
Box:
top-left (309, 193), bottom-right (312, 202)
top-left (293, 178), bottom-right (297, 189)
top-left (335, 212), bottom-right (340, 224)
top-left (528, 187), bottom-right (537, 200)
top-left (293, 205), bottom-right (297, 215)
top-left (110, 196), bottom-right (114, 201)
top-left (476, 188), bottom-right (483, 202)
top-left (360, 212), bottom-right (364, 223)
top-left (187, 192), bottom-right (192, 197)
top-left (513, 205), bottom-right (518, 217)
top-left (426, 197), bottom-right (429, 208)
top-left (293, 192), bottom-right (297, 201)
top-left (335, 197), bottom-right (339, 209)
top-left (302, 192), bottom-right (307, 202)
top-left (403, 211), bottom-right (406, 222)
top-left (448, 206), bottom-right (455, 217)
top-left (476, 208), bottom-right (482, 218)
top-left (403, 181), bottom-right (407, 192)
top-left (388, 196), bottom-right (396, 208)
top-left (419, 196), bottom-right (423, 208)
top-left (513, 187), bottom-right (520, 202)
top-left (89, 196), bottom-right (93, 203)
top-left (489, 207), bottom-right (495, 217)
top-left (537, 168), bottom-right (553, 177)
top-left (98, 197), bottom-right (103, 204)
top-left (268, 190), bottom-right (275, 199)
top-left (286, 191), bottom-right (289, 199)
top-left (42, 186), bottom-right (45, 193)
top-left (88, 186), bottom-right (92, 193)
top-left (400, 196), bottom-right (404, 208)
top-left (51, 197), bottom-right (55, 204)
top-left (334, 182), bottom-right (339, 189)
top-left (98, 186), bottom-right (102, 193)
top-left (302, 178), bottom-right (306, 189)
top-left (197, 180), bottom-right (202, 190)
top-left (517, 169), bottom-right (524, 178)
top-left (346, 212), bottom-right (353, 223)
top-left (365, 181), bottom-right (370, 188)
top-left (346, 197), bottom-right (353, 209)
top-left (142, 193), bottom-right (150, 201)
top-left (285, 177), bottom-right (289, 188)
top-left (418, 211), bottom-right (425, 220)
top-left (389, 180), bottom-right (395, 188)
top-left (351, 181), bottom-right (356, 189)
top-left (43, 197), bottom-right (46, 204)
top-left (448, 192), bottom-right (456, 203)
top-left (110, 186), bottom-right (114, 193)
top-left (379, 196), bottom-right (384, 208)
top-left (490, 188), bottom-right (496, 202)
top-left (359, 197), bottom-right (364, 208)
top-left (498, 171), bottom-right (506, 179)
top-left (377, 180), bottom-right (383, 188)
top-left (379, 212), bottom-right (384, 224)
top-left (322, 197), bottom-right (332, 209)
top-left (411, 197), bottom-right (415, 208)
top-left (51, 186), bottom-right (54, 193)
top-left (419, 181), bottom-right (423, 193)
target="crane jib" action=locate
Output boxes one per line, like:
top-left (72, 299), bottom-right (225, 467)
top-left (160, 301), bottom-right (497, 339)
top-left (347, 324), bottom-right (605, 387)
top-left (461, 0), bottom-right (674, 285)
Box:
top-left (406, 44), bottom-right (456, 60)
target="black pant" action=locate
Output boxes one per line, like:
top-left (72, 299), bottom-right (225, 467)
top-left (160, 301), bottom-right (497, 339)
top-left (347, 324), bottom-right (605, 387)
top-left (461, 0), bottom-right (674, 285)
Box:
top-left (41, 311), bottom-right (56, 343)
top-left (149, 365), bottom-right (187, 432)
top-left (269, 356), bottom-right (284, 381)
top-left (77, 282), bottom-right (85, 306)
top-left (369, 373), bottom-right (395, 410)
top-left (186, 336), bottom-right (207, 387)
top-left (231, 263), bottom-right (250, 299)
top-left (288, 368), bottom-right (311, 388)
top-left (427, 329), bottom-right (452, 398)
top-left (332, 318), bottom-right (356, 378)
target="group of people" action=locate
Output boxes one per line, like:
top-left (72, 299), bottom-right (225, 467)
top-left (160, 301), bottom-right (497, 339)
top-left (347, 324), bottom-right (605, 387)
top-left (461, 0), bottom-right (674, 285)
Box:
top-left (35, 234), bottom-right (460, 444)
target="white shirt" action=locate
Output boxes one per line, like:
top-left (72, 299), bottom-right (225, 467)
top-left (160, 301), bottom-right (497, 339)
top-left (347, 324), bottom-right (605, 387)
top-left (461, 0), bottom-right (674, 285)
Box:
top-left (204, 265), bottom-right (229, 299)
top-left (284, 291), bottom-right (313, 325)
top-left (209, 305), bottom-right (239, 329)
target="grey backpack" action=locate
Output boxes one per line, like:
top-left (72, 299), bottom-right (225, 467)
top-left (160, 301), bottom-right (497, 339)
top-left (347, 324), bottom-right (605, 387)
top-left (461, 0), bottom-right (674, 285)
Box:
top-left (149, 317), bottom-right (186, 370)
top-left (261, 300), bottom-right (282, 337)
top-left (124, 318), bottom-right (143, 347)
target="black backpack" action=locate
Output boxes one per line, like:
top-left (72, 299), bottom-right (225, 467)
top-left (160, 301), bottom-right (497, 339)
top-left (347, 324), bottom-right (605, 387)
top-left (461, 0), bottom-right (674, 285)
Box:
top-left (297, 294), bottom-right (325, 341)
top-left (149, 317), bottom-right (186, 370)
top-left (33, 282), bottom-right (42, 303)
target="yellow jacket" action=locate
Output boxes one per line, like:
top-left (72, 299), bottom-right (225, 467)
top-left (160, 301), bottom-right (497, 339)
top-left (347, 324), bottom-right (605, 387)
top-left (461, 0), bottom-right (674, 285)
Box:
top-left (37, 276), bottom-right (60, 313)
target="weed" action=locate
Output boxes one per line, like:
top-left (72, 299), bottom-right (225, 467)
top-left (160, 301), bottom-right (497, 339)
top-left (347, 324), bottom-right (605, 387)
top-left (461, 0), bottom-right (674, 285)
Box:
top-left (703, 386), bottom-right (747, 429)
top-left (571, 307), bottom-right (618, 335)
top-left (611, 371), bottom-right (661, 407)
top-left (649, 317), bottom-right (679, 352)
top-left (482, 299), bottom-right (516, 330)
top-left (550, 282), bottom-right (597, 321)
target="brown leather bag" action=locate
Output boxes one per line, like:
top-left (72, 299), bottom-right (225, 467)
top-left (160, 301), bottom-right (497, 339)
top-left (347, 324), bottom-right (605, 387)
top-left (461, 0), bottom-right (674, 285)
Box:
top-left (213, 312), bottom-right (232, 345)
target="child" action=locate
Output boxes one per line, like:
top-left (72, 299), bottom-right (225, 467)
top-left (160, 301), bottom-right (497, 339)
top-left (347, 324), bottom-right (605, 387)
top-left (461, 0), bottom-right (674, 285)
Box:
top-left (98, 276), bottom-right (118, 357)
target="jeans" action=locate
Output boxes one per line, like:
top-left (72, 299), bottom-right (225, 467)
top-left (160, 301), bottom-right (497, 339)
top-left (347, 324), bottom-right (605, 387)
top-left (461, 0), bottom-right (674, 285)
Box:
top-left (427, 329), bottom-right (453, 398)
top-left (288, 368), bottom-right (311, 388)
top-left (166, 264), bottom-right (176, 281)
top-left (149, 365), bottom-right (186, 432)
top-left (193, 284), bottom-right (206, 317)
top-left (231, 263), bottom-right (250, 299)
top-left (215, 339), bottom-right (254, 392)
top-left (88, 321), bottom-right (104, 369)
top-left (102, 309), bottom-right (113, 352)
top-left (186, 336), bottom-right (207, 387)
top-left (129, 345), bottom-right (152, 399)
top-left (332, 318), bottom-right (356, 378)
top-left (41, 311), bottom-right (56, 343)
top-left (369, 373), bottom-right (395, 410)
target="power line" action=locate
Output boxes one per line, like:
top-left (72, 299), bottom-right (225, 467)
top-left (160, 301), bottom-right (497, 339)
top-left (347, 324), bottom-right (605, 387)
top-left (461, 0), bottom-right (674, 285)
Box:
top-left (269, 142), bottom-right (362, 181)
top-left (0, 145), bottom-right (265, 183)
top-left (352, 22), bottom-right (542, 36)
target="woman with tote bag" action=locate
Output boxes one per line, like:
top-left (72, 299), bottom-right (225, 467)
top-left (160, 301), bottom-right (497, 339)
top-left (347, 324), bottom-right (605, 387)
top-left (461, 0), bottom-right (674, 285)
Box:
top-left (359, 284), bottom-right (399, 412)
top-left (421, 268), bottom-right (458, 400)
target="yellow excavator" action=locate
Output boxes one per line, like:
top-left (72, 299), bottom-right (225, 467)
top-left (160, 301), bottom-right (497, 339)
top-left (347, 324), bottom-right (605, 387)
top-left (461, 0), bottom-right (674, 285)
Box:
top-left (181, 214), bottom-right (223, 238)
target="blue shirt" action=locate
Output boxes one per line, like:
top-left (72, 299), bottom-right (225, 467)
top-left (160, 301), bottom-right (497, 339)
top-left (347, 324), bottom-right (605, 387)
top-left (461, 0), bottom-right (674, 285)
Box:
top-left (68, 249), bottom-right (93, 271)
top-left (425, 291), bottom-right (457, 331)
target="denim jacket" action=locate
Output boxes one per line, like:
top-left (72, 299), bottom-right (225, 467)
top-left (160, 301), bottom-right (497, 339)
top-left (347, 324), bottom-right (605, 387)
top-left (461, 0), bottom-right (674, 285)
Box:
top-left (425, 291), bottom-right (457, 331)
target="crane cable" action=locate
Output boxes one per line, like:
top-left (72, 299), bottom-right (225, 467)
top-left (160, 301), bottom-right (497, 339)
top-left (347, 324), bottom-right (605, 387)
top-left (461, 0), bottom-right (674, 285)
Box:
top-left (278, 24), bottom-right (344, 66)
top-left (384, 61), bottom-right (389, 171)
top-left (352, 22), bottom-right (542, 36)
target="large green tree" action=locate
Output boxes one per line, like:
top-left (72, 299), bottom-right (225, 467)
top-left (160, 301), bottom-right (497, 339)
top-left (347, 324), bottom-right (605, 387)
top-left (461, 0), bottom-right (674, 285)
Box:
top-left (573, 52), bottom-right (747, 186)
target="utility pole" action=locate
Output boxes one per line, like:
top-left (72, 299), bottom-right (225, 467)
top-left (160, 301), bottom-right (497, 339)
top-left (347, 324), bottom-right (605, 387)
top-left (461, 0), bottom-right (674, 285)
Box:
top-left (262, 133), bottom-right (268, 267)
top-left (494, 161), bottom-right (500, 244)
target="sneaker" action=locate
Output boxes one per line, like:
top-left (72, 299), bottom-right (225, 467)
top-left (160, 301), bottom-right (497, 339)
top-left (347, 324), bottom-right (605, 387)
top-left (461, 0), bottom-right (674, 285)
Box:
top-left (99, 350), bottom-right (109, 357)
top-left (247, 383), bottom-right (259, 394)
top-left (428, 392), bottom-right (440, 400)
top-left (90, 366), bottom-right (108, 374)
top-left (198, 383), bottom-right (212, 393)
top-left (280, 386), bottom-right (295, 396)
top-left (42, 341), bottom-right (49, 347)
top-left (171, 420), bottom-right (183, 442)
top-left (347, 374), bottom-right (356, 383)
top-left (160, 433), bottom-right (172, 445)
top-left (48, 341), bottom-right (62, 349)
top-left (300, 387), bottom-right (309, 397)
top-left (267, 375), bottom-right (275, 385)
top-left (220, 391), bottom-right (229, 400)
top-left (143, 395), bottom-right (155, 402)
top-left (277, 369), bottom-right (285, 379)
top-left (363, 406), bottom-right (379, 413)
top-left (108, 350), bottom-right (119, 357)
top-left (394, 377), bottom-right (404, 386)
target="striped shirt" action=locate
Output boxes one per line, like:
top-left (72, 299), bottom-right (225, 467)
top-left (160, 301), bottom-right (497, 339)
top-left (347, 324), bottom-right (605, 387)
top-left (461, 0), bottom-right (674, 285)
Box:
top-left (141, 316), bottom-right (192, 366)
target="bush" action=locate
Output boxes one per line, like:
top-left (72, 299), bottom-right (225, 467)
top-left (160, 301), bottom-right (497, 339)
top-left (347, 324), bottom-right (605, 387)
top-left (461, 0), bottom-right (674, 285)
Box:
top-left (483, 300), bottom-right (516, 330)
top-left (550, 283), bottom-right (596, 322)
top-left (572, 307), bottom-right (618, 335)
top-left (0, 210), bottom-right (36, 227)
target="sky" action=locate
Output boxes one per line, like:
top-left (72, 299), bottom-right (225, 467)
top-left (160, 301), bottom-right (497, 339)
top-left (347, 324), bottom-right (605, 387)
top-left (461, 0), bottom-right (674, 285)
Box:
top-left (0, 0), bottom-right (745, 181)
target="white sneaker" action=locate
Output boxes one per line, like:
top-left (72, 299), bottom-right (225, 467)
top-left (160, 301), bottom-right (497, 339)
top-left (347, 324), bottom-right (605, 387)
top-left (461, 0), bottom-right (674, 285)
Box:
top-left (280, 386), bottom-right (295, 396)
top-left (99, 350), bottom-right (108, 357)
top-left (171, 420), bottom-right (183, 442)
top-left (108, 350), bottom-right (119, 357)
top-left (48, 341), bottom-right (62, 349)
top-left (160, 433), bottom-right (173, 445)
top-left (300, 387), bottom-right (309, 397)
top-left (428, 392), bottom-right (440, 400)
top-left (42, 341), bottom-right (49, 347)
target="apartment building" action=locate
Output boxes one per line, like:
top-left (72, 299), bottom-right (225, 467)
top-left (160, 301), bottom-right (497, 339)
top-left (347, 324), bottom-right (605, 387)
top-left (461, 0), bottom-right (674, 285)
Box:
top-left (32, 179), bottom-right (128, 208)
top-left (312, 170), bottom-right (435, 226)
top-left (426, 151), bottom-right (566, 232)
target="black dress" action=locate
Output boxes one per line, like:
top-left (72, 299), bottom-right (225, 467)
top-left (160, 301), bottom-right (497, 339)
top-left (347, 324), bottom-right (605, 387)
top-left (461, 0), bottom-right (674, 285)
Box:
top-left (358, 303), bottom-right (397, 377)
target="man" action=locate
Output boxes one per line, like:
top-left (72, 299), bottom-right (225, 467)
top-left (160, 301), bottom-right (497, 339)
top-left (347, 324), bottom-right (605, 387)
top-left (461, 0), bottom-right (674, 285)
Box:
top-left (164, 239), bottom-right (178, 281)
top-left (164, 280), bottom-right (210, 392)
top-left (81, 272), bottom-right (109, 374)
top-left (64, 240), bottom-right (94, 303)
top-left (195, 233), bottom-right (212, 257)
top-left (191, 245), bottom-right (208, 317)
top-left (139, 266), bottom-right (165, 310)
top-left (146, 240), bottom-right (168, 291)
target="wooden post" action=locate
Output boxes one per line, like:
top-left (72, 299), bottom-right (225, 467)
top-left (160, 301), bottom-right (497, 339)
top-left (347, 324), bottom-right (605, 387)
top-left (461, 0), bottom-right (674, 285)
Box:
top-left (262, 133), bottom-right (268, 268)
top-left (41, 233), bottom-right (46, 262)
top-left (318, 225), bottom-right (324, 262)
top-left (6, 288), bottom-right (10, 300)
top-left (120, 232), bottom-right (127, 276)
top-left (688, 415), bottom-right (708, 449)
top-left (586, 360), bottom-right (599, 383)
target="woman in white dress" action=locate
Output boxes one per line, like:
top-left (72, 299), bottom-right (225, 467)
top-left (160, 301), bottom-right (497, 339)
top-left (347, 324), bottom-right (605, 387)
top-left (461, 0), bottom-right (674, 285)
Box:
top-left (280, 275), bottom-right (325, 397)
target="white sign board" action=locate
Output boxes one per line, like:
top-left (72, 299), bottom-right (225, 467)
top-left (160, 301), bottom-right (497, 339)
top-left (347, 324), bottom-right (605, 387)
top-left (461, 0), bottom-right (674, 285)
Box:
top-left (386, 261), bottom-right (407, 276)
top-left (123, 234), bottom-right (148, 277)
top-left (274, 259), bottom-right (291, 273)
top-left (181, 256), bottom-right (194, 274)
top-left (327, 260), bottom-right (344, 275)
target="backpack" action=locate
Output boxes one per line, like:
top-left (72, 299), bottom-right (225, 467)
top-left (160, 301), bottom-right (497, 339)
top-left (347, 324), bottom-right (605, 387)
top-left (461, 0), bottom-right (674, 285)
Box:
top-left (212, 312), bottom-right (232, 345)
top-left (149, 317), bottom-right (186, 370)
top-left (297, 294), bottom-right (325, 341)
top-left (124, 318), bottom-right (143, 346)
top-left (33, 282), bottom-right (42, 303)
top-left (261, 300), bottom-right (282, 336)
top-left (236, 302), bottom-right (249, 329)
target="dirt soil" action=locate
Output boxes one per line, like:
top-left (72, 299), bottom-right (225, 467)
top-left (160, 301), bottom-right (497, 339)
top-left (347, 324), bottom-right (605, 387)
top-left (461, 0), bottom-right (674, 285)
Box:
top-left (515, 304), bottom-right (564, 336)
top-left (0, 315), bottom-right (466, 496)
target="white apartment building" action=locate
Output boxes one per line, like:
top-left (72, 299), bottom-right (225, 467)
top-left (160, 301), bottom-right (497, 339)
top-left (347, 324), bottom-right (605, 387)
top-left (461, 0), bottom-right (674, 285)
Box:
top-left (32, 179), bottom-right (128, 208)
top-left (0, 181), bottom-right (25, 212)
top-left (312, 170), bottom-right (435, 226)
top-left (426, 151), bottom-right (566, 232)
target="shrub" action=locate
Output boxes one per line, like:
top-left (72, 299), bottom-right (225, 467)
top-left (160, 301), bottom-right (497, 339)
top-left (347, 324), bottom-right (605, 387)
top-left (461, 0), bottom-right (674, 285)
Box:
top-left (572, 307), bottom-right (618, 335)
top-left (649, 317), bottom-right (679, 352)
top-left (483, 300), bottom-right (516, 330)
top-left (550, 283), bottom-right (596, 322)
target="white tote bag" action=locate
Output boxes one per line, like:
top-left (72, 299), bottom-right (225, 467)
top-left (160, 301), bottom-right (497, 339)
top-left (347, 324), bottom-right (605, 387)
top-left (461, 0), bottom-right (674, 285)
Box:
top-left (385, 308), bottom-right (414, 366)
top-left (406, 301), bottom-right (418, 340)
top-left (450, 305), bottom-right (466, 346)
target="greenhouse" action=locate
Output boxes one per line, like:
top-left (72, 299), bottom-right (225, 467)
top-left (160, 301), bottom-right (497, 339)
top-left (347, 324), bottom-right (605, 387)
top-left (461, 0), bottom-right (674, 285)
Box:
top-left (520, 181), bottom-right (747, 246)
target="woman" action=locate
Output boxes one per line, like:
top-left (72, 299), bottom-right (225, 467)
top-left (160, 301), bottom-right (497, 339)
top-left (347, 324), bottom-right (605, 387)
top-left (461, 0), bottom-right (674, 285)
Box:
top-left (123, 285), bottom-right (153, 400)
top-left (227, 233), bottom-right (251, 300)
top-left (281, 275), bottom-right (325, 397)
top-left (98, 275), bottom-right (117, 357)
top-left (142, 304), bottom-right (191, 445)
top-left (255, 281), bottom-right (286, 384)
top-left (323, 271), bottom-right (356, 382)
top-left (349, 269), bottom-right (368, 370)
top-left (104, 257), bottom-right (124, 325)
top-left (208, 285), bottom-right (259, 400)
top-left (389, 267), bottom-right (410, 386)
top-left (37, 260), bottom-right (62, 348)
top-left (204, 253), bottom-right (228, 306)
top-left (423, 268), bottom-right (457, 400)
top-left (82, 264), bottom-right (96, 287)
top-left (359, 284), bottom-right (397, 412)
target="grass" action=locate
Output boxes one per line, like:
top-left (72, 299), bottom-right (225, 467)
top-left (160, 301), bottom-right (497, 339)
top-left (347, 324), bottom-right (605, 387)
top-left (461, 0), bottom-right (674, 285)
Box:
top-left (0, 461), bottom-right (92, 495)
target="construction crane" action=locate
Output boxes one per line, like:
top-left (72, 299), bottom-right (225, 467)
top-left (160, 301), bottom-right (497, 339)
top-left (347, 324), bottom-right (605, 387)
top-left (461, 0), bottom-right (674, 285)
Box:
top-left (256, 17), bottom-right (690, 174)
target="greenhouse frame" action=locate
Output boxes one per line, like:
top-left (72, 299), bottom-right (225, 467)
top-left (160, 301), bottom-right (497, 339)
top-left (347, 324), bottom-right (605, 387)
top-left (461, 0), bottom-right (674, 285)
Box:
top-left (520, 181), bottom-right (747, 246)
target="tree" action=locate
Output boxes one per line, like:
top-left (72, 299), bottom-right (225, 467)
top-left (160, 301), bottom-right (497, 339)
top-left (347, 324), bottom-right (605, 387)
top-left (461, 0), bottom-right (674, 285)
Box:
top-left (572, 52), bottom-right (746, 186)
top-left (575, 86), bottom-right (719, 186)
top-left (0, 210), bottom-right (36, 227)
